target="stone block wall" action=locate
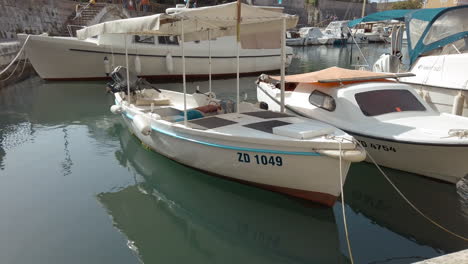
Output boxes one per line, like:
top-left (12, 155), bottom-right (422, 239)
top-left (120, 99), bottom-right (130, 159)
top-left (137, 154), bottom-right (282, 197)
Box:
top-left (0, 0), bottom-right (76, 40)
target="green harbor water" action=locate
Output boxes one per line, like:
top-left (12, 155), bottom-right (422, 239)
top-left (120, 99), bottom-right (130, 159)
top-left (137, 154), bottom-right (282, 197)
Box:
top-left (0, 44), bottom-right (467, 264)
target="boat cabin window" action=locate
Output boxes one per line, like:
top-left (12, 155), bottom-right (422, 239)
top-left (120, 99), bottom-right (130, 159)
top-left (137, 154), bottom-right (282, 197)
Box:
top-left (423, 8), bottom-right (468, 46)
top-left (355, 89), bottom-right (426, 116)
top-left (134, 35), bottom-right (155, 44)
top-left (309, 90), bottom-right (336, 111)
top-left (158, 36), bottom-right (179, 45)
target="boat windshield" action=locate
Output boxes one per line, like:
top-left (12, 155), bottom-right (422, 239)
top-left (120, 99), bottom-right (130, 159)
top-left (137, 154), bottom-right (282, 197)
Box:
top-left (354, 89), bottom-right (426, 116)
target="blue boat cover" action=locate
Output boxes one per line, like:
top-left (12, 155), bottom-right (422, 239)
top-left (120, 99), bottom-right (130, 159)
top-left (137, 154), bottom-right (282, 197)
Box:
top-left (348, 6), bottom-right (468, 64)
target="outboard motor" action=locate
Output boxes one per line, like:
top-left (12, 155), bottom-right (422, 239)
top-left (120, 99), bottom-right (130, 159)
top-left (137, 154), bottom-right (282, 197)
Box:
top-left (106, 66), bottom-right (160, 94)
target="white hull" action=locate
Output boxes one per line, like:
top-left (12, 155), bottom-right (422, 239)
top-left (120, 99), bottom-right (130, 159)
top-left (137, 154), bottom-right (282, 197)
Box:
top-left (19, 34), bottom-right (293, 80)
top-left (286, 38), bottom-right (306, 46)
top-left (257, 83), bottom-right (468, 183)
top-left (114, 89), bottom-right (366, 206)
top-left (351, 134), bottom-right (468, 183)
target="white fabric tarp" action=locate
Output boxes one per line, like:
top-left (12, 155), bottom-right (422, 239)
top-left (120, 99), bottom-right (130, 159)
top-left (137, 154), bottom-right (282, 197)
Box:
top-left (77, 2), bottom-right (298, 45)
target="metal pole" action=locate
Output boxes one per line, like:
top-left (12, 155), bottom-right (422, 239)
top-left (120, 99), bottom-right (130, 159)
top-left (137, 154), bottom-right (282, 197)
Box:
top-left (361, 0), bottom-right (366, 18)
top-left (125, 34), bottom-right (131, 104)
top-left (280, 17), bottom-right (286, 113)
top-left (236, 0), bottom-right (241, 114)
top-left (182, 19), bottom-right (187, 126)
top-left (208, 30), bottom-right (212, 93)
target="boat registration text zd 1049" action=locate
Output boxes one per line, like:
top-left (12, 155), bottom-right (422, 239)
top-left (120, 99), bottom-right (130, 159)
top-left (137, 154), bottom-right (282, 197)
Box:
top-left (237, 152), bottom-right (283, 166)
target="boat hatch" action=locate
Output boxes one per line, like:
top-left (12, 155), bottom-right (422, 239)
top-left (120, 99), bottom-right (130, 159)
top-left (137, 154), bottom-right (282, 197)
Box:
top-left (188, 116), bottom-right (238, 129)
top-left (354, 89), bottom-right (426, 116)
top-left (244, 120), bottom-right (291, 134)
top-left (242, 111), bottom-right (293, 119)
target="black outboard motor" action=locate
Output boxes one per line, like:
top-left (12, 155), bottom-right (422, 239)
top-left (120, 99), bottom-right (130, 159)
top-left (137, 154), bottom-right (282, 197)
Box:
top-left (106, 66), bottom-right (160, 94)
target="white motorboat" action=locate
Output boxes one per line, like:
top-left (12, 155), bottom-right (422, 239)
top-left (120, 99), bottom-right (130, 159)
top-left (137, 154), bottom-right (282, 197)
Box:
top-left (351, 7), bottom-right (468, 116)
top-left (257, 67), bottom-right (468, 184)
top-left (321, 21), bottom-right (350, 45)
top-left (286, 31), bottom-right (306, 46)
top-left (298, 27), bottom-right (330, 45)
top-left (78, 3), bottom-right (366, 207)
top-left (352, 22), bottom-right (389, 43)
top-left (18, 6), bottom-right (293, 81)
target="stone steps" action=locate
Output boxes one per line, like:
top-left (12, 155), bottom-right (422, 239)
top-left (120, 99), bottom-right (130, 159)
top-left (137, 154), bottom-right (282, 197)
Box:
top-left (58, 3), bottom-right (107, 36)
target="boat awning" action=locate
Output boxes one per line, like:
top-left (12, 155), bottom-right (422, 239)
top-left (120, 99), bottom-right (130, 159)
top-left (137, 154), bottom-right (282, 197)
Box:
top-left (76, 2), bottom-right (298, 44)
top-left (348, 6), bottom-right (468, 64)
top-left (269, 67), bottom-right (414, 84)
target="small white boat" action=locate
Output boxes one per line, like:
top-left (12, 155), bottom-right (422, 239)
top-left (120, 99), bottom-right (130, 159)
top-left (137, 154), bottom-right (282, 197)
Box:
top-left (286, 31), bottom-right (306, 46)
top-left (321, 21), bottom-right (350, 45)
top-left (257, 67), bottom-right (468, 184)
top-left (298, 27), bottom-right (330, 45)
top-left (352, 22), bottom-right (389, 43)
top-left (79, 3), bottom-right (365, 207)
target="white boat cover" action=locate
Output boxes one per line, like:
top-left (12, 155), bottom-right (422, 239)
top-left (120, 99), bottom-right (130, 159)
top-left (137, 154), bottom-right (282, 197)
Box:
top-left (269, 66), bottom-right (398, 84)
top-left (76, 2), bottom-right (298, 47)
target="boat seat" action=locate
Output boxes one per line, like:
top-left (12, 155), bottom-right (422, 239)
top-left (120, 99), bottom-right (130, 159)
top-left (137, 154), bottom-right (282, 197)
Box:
top-left (135, 89), bottom-right (171, 106)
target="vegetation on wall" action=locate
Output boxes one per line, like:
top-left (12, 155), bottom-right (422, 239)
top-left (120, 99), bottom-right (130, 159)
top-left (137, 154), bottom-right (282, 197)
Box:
top-left (391, 0), bottom-right (423, 9)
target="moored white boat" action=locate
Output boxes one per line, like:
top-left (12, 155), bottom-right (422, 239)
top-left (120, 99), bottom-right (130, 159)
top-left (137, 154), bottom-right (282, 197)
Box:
top-left (298, 27), bottom-right (330, 45)
top-left (257, 67), bottom-right (468, 183)
top-left (18, 5), bottom-right (293, 81)
top-left (286, 31), bottom-right (306, 46)
top-left (114, 88), bottom-right (364, 206)
top-left (79, 3), bottom-right (366, 206)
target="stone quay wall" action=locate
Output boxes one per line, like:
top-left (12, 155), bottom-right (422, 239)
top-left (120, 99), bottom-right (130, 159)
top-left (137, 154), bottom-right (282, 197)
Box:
top-left (0, 0), bottom-right (76, 41)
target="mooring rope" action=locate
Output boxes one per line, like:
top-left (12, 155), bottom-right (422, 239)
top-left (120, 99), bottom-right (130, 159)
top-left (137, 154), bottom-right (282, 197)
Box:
top-left (351, 139), bottom-right (468, 242)
top-left (337, 139), bottom-right (355, 264)
top-left (0, 50), bottom-right (26, 82)
top-left (0, 34), bottom-right (30, 76)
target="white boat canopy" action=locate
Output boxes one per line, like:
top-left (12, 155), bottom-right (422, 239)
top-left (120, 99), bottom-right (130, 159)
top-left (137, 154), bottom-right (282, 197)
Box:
top-left (76, 2), bottom-right (298, 45)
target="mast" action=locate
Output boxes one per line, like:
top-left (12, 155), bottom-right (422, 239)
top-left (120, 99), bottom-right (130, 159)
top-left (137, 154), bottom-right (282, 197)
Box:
top-left (280, 17), bottom-right (286, 113)
top-left (361, 0), bottom-right (366, 18)
top-left (236, 0), bottom-right (241, 114)
top-left (182, 19), bottom-right (187, 126)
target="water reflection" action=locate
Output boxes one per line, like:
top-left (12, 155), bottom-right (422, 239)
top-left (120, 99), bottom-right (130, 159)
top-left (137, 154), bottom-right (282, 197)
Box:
top-left (288, 44), bottom-right (409, 75)
top-left (344, 163), bottom-right (468, 254)
top-left (0, 44), bottom-right (466, 264)
top-left (99, 125), bottom-right (348, 264)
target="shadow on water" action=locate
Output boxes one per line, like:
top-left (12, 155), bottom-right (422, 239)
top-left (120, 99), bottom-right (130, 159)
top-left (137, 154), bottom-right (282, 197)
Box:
top-left (98, 124), bottom-right (348, 264)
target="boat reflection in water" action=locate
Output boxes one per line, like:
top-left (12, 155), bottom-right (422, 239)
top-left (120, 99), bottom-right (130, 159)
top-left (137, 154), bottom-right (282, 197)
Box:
top-left (344, 162), bottom-right (468, 254)
top-left (98, 125), bottom-right (347, 264)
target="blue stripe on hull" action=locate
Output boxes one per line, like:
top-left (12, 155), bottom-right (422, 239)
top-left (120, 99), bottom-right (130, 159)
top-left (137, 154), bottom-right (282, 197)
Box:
top-left (123, 112), bottom-right (321, 156)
